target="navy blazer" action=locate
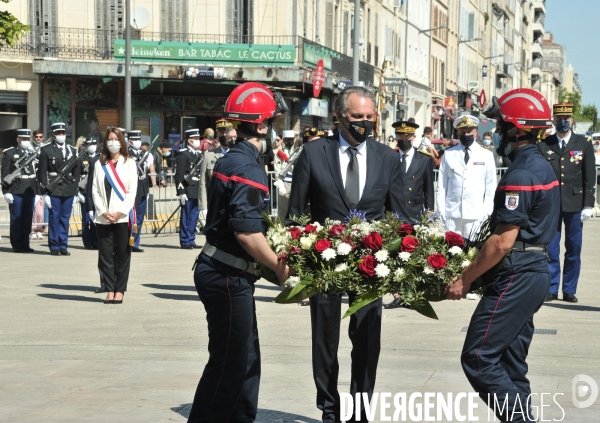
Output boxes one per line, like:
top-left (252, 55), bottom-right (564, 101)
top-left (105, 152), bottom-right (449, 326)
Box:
top-left (287, 136), bottom-right (403, 224)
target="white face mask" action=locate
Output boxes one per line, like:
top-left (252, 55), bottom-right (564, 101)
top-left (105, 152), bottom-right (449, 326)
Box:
top-left (20, 140), bottom-right (31, 149)
top-left (131, 140), bottom-right (142, 150)
top-left (594, 143), bottom-right (600, 151)
top-left (55, 135), bottom-right (66, 144)
top-left (107, 141), bottom-right (121, 153)
top-left (191, 139), bottom-right (200, 149)
top-left (86, 145), bottom-right (97, 154)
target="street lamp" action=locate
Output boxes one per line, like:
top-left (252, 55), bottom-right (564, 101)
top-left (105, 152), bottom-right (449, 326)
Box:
top-left (419, 25), bottom-right (448, 34)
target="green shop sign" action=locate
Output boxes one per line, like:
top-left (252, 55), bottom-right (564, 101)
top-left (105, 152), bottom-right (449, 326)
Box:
top-left (114, 40), bottom-right (296, 65)
top-left (302, 44), bottom-right (342, 70)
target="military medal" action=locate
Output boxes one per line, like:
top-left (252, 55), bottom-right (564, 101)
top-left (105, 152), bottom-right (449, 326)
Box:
top-left (570, 150), bottom-right (583, 164)
top-left (547, 150), bottom-right (553, 155)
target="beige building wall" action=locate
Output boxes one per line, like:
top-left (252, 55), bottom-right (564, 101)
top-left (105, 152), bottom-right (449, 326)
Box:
top-left (446, 0), bottom-right (459, 96)
top-left (0, 0), bottom-right (28, 23)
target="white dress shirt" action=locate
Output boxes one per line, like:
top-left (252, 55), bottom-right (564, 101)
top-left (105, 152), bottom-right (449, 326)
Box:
top-left (398, 148), bottom-right (414, 172)
top-left (558, 131), bottom-right (572, 149)
top-left (339, 134), bottom-right (367, 200)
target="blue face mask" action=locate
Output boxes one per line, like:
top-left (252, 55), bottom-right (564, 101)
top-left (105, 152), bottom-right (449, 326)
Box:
top-left (556, 119), bottom-right (571, 133)
top-left (460, 134), bottom-right (475, 147)
top-left (482, 138), bottom-right (492, 146)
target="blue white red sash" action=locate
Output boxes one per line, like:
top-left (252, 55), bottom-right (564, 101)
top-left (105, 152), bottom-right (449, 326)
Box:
top-left (102, 160), bottom-right (137, 241)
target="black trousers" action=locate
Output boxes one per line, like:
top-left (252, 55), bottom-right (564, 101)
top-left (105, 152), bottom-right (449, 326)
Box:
top-left (462, 265), bottom-right (549, 422)
top-left (96, 223), bottom-right (131, 293)
top-left (188, 255), bottom-right (260, 423)
top-left (309, 292), bottom-right (383, 423)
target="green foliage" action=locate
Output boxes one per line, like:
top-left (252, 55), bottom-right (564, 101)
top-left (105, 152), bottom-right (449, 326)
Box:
top-left (557, 89), bottom-right (596, 124)
top-left (0, 1), bottom-right (29, 50)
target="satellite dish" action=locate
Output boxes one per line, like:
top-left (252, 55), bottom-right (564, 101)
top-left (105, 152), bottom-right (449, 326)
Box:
top-left (130, 7), bottom-right (151, 30)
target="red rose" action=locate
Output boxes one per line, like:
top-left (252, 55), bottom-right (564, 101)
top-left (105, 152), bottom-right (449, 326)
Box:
top-left (400, 236), bottom-right (419, 252)
top-left (314, 239), bottom-right (332, 253)
top-left (289, 227), bottom-right (302, 240)
top-left (361, 232), bottom-right (383, 251)
top-left (427, 254), bottom-right (447, 270)
top-left (358, 255), bottom-right (377, 278)
top-left (288, 245), bottom-right (302, 254)
top-left (445, 231), bottom-right (465, 248)
top-left (278, 252), bottom-right (288, 262)
top-left (305, 224), bottom-right (318, 233)
top-left (398, 224), bottom-right (414, 236)
top-left (328, 224), bottom-right (346, 237)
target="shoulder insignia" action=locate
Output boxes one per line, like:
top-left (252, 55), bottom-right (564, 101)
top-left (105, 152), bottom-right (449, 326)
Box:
top-left (3, 147), bottom-right (14, 152)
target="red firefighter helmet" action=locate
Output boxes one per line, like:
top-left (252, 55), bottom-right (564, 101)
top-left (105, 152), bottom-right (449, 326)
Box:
top-left (496, 88), bottom-right (553, 130)
top-left (223, 82), bottom-right (277, 123)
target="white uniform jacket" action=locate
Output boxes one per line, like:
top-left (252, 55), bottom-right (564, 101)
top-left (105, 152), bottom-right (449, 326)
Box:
top-left (436, 142), bottom-right (497, 220)
top-left (92, 156), bottom-right (138, 225)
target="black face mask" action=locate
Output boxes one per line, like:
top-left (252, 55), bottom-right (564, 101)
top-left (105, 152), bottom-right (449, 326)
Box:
top-left (459, 134), bottom-right (475, 147)
top-left (342, 117), bottom-right (374, 144)
top-left (284, 139), bottom-right (294, 149)
top-left (397, 139), bottom-right (413, 151)
top-left (219, 135), bottom-right (228, 147)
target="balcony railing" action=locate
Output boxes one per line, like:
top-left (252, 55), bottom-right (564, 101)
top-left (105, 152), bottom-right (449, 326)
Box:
top-left (0, 26), bottom-right (298, 60)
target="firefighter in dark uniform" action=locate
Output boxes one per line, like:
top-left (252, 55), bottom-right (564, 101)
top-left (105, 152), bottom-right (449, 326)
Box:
top-left (392, 120), bottom-right (435, 221)
top-left (175, 128), bottom-right (202, 249)
top-left (446, 89), bottom-right (559, 421)
top-left (79, 135), bottom-right (99, 250)
top-left (37, 122), bottom-right (80, 256)
top-left (128, 130), bottom-right (154, 253)
top-left (186, 82), bottom-right (293, 423)
top-left (538, 103), bottom-right (596, 303)
top-left (1, 129), bottom-right (38, 252)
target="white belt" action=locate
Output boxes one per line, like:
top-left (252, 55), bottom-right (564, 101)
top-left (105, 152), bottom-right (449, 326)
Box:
top-left (20, 175), bottom-right (36, 179)
top-left (191, 177), bottom-right (199, 181)
top-left (48, 172), bottom-right (58, 176)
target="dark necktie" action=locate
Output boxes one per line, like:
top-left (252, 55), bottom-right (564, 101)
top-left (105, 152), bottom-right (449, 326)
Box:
top-left (400, 153), bottom-right (407, 174)
top-left (345, 147), bottom-right (360, 209)
top-left (561, 140), bottom-right (566, 154)
top-left (464, 147), bottom-right (470, 165)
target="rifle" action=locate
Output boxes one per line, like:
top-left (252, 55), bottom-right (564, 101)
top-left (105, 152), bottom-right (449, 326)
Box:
top-left (78, 160), bottom-right (91, 191)
top-left (46, 153), bottom-right (81, 193)
top-left (2, 150), bottom-right (39, 186)
top-left (136, 150), bottom-right (151, 175)
top-left (184, 151), bottom-right (205, 185)
top-left (278, 145), bottom-right (303, 180)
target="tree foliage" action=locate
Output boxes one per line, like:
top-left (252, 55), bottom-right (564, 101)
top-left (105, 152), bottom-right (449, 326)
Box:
top-left (0, 0), bottom-right (29, 50)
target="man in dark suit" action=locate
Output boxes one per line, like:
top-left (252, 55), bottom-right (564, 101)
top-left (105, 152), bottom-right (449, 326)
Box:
top-left (287, 86), bottom-right (402, 423)
top-left (538, 102), bottom-right (596, 303)
top-left (392, 120), bottom-right (434, 221)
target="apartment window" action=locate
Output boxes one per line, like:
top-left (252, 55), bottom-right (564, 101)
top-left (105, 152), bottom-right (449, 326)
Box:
top-left (396, 34), bottom-right (401, 68)
top-left (385, 27), bottom-right (393, 62)
top-left (334, 3), bottom-right (338, 50)
top-left (434, 6), bottom-right (439, 38)
top-left (343, 11), bottom-right (349, 55)
top-left (29, 0), bottom-right (58, 28)
top-left (325, 0), bottom-right (334, 48)
top-left (161, 0), bottom-right (188, 39)
top-left (226, 0), bottom-right (253, 44)
top-left (468, 12), bottom-right (476, 41)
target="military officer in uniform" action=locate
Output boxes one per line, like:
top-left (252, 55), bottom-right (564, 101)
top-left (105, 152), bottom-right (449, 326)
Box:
top-left (37, 122), bottom-right (80, 256)
top-left (273, 129), bottom-right (299, 221)
top-left (79, 136), bottom-right (99, 250)
top-left (392, 120), bottom-right (435, 221)
top-left (436, 114), bottom-right (497, 238)
top-left (176, 128), bottom-right (203, 249)
top-left (2, 129), bottom-right (38, 253)
top-left (447, 88), bottom-right (559, 422)
top-left (186, 82), bottom-right (293, 423)
top-left (538, 103), bottom-right (596, 303)
top-left (127, 130), bottom-right (155, 253)
top-left (199, 125), bottom-right (235, 218)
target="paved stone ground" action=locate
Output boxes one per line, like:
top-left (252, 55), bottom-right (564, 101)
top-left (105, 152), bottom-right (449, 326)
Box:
top-left (1, 221), bottom-right (599, 422)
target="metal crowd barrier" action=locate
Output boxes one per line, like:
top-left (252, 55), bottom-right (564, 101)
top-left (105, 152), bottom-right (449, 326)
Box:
top-left (1, 167), bottom-right (599, 238)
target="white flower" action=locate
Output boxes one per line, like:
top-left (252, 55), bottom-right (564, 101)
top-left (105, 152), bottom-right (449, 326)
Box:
top-left (467, 247), bottom-right (479, 260)
top-left (337, 243), bottom-right (353, 256)
top-left (300, 237), bottom-right (313, 250)
top-left (394, 267), bottom-right (405, 280)
top-left (308, 233), bottom-right (318, 241)
top-left (285, 276), bottom-right (300, 288)
top-left (271, 233), bottom-right (284, 246)
top-left (448, 246), bottom-right (464, 256)
top-left (461, 259), bottom-right (471, 268)
top-left (431, 230), bottom-right (444, 240)
top-left (358, 223), bottom-right (372, 236)
top-left (312, 221), bottom-right (323, 231)
top-left (424, 265), bottom-right (435, 274)
top-left (399, 251), bottom-right (411, 261)
top-left (335, 263), bottom-right (348, 272)
top-left (375, 263), bottom-right (390, 278)
top-left (374, 249), bottom-right (389, 262)
top-left (321, 248), bottom-right (337, 261)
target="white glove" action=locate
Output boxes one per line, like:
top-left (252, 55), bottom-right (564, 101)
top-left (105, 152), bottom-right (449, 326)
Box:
top-left (89, 211), bottom-right (95, 220)
top-left (77, 192), bottom-right (86, 204)
top-left (201, 209), bottom-right (208, 219)
top-left (4, 193), bottom-right (14, 204)
top-left (73, 195), bottom-right (79, 204)
top-left (581, 208), bottom-right (593, 222)
top-left (180, 194), bottom-right (188, 205)
top-left (44, 195), bottom-right (52, 209)
top-left (273, 179), bottom-right (287, 195)
top-left (35, 195), bottom-right (40, 204)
